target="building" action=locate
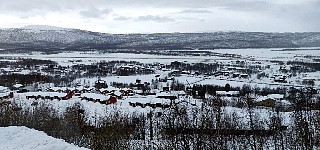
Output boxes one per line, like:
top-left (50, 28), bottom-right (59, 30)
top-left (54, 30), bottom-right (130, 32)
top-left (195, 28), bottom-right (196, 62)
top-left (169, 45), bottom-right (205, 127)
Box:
top-left (95, 79), bottom-right (108, 89)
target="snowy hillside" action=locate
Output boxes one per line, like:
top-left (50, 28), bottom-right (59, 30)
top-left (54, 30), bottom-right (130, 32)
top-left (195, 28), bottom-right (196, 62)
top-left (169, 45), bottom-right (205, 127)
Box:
top-left (21, 25), bottom-right (68, 31)
top-left (0, 126), bottom-right (88, 150)
top-left (0, 26), bottom-right (320, 52)
top-left (0, 27), bottom-right (112, 44)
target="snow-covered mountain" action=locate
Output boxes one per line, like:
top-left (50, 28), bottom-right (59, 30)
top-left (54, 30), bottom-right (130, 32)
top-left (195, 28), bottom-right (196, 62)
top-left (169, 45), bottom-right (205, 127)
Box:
top-left (1, 27), bottom-right (108, 43)
top-left (0, 25), bottom-right (320, 52)
top-left (21, 25), bottom-right (68, 31)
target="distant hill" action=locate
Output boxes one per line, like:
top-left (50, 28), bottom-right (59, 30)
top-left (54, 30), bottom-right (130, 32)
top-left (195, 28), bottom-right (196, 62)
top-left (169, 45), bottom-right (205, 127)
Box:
top-left (21, 25), bottom-right (68, 31)
top-left (0, 26), bottom-right (320, 53)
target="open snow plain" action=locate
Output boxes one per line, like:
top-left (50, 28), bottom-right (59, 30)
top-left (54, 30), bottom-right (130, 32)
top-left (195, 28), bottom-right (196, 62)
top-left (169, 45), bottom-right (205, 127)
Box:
top-left (1, 47), bottom-right (319, 64)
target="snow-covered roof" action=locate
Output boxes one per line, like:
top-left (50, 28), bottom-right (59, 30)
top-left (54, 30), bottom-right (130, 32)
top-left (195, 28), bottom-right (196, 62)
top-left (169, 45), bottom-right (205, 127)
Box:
top-left (50, 87), bottom-right (68, 91)
top-left (1, 68), bottom-right (14, 72)
top-left (75, 86), bottom-right (85, 91)
top-left (99, 86), bottom-right (118, 92)
top-left (156, 92), bottom-right (177, 97)
top-left (13, 84), bottom-right (24, 88)
top-left (120, 88), bottom-right (133, 91)
top-left (134, 90), bottom-right (143, 93)
top-left (301, 77), bottom-right (316, 80)
top-left (267, 94), bottom-right (284, 99)
top-left (256, 94), bottom-right (284, 102)
top-left (95, 80), bottom-right (106, 83)
top-left (87, 87), bottom-right (95, 90)
top-left (120, 65), bottom-right (135, 69)
top-left (174, 91), bottom-right (186, 95)
top-left (114, 91), bottom-right (122, 96)
top-left (25, 92), bottom-right (67, 97)
top-left (126, 96), bottom-right (171, 104)
top-left (216, 91), bottom-right (240, 95)
top-left (80, 93), bottom-right (108, 101)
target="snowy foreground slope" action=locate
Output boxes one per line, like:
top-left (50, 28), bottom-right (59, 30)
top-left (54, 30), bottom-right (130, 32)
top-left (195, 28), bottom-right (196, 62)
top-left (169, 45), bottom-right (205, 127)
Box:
top-left (0, 126), bottom-right (88, 150)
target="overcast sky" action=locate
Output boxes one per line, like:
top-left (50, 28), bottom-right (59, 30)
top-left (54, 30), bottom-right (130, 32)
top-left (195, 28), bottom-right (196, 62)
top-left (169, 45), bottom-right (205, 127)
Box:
top-left (0, 0), bottom-right (319, 33)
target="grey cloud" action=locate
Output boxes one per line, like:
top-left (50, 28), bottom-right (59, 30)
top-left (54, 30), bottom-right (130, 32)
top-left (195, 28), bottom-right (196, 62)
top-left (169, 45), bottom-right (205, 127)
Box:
top-left (0, 0), bottom-right (316, 13)
top-left (114, 16), bottom-right (132, 21)
top-left (103, 0), bottom-right (274, 9)
top-left (113, 15), bottom-right (174, 23)
top-left (135, 15), bottom-right (175, 23)
top-left (178, 17), bottom-right (205, 21)
top-left (0, 0), bottom-right (67, 12)
top-left (0, 0), bottom-right (275, 12)
top-left (222, 1), bottom-right (269, 11)
top-left (269, 2), bottom-right (320, 31)
top-left (0, 0), bottom-right (319, 32)
top-left (80, 8), bottom-right (113, 18)
top-left (176, 9), bottom-right (213, 14)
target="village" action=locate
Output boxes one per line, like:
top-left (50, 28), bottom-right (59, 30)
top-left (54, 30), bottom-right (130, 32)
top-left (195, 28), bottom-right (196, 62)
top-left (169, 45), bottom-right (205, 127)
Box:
top-left (0, 50), bottom-right (319, 111)
top-left (0, 49), bottom-right (320, 149)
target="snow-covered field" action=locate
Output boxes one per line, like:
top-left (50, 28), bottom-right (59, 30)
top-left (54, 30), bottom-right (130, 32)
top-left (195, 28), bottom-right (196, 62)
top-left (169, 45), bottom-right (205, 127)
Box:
top-left (0, 47), bottom-right (319, 66)
top-left (0, 126), bottom-right (88, 150)
top-left (0, 52), bottom-right (216, 65)
top-left (214, 47), bottom-right (320, 61)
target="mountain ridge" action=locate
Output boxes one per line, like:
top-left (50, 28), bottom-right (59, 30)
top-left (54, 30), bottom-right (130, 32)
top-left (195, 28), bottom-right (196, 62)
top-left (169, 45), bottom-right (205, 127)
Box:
top-left (21, 25), bottom-right (68, 31)
top-left (0, 26), bottom-right (320, 53)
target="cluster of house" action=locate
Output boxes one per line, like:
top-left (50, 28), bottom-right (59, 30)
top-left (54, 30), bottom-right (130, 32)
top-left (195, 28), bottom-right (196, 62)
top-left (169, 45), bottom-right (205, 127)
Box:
top-left (0, 78), bottom-right (300, 110)
top-left (127, 96), bottom-right (171, 109)
top-left (22, 81), bottom-right (120, 105)
top-left (213, 70), bottom-right (249, 79)
top-left (80, 93), bottom-right (117, 105)
top-left (25, 91), bottom-right (73, 100)
top-left (0, 68), bottom-right (23, 74)
top-left (7, 77), bottom-right (168, 106)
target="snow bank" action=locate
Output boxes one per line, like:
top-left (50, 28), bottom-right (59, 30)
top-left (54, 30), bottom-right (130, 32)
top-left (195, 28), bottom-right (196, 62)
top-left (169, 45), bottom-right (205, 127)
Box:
top-left (0, 126), bottom-right (89, 150)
